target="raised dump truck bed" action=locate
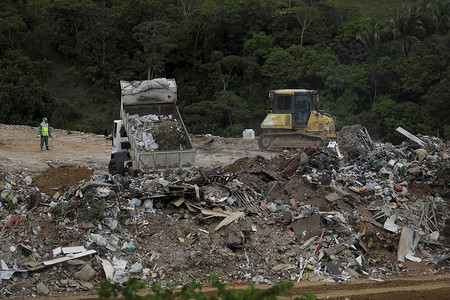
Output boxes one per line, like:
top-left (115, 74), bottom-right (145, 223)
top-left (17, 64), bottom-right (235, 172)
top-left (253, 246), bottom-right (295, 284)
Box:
top-left (110, 78), bottom-right (195, 174)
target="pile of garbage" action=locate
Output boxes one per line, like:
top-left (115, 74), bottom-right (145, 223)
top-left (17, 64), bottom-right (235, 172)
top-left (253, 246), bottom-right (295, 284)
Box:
top-left (128, 114), bottom-right (188, 151)
top-left (0, 129), bottom-right (449, 298)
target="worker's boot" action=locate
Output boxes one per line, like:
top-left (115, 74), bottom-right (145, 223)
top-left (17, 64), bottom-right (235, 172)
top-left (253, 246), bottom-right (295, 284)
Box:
top-left (46, 146), bottom-right (49, 150)
top-left (40, 146), bottom-right (43, 151)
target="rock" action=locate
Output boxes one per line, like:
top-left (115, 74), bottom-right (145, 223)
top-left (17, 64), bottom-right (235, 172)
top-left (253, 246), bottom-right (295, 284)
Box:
top-left (36, 282), bottom-right (50, 295)
top-left (129, 263), bottom-right (143, 273)
top-left (325, 192), bottom-right (341, 202)
top-left (73, 264), bottom-right (96, 281)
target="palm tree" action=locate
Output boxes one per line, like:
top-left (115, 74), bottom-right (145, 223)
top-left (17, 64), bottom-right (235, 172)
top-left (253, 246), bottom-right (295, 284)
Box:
top-left (424, 0), bottom-right (450, 35)
top-left (385, 5), bottom-right (425, 56)
top-left (356, 22), bottom-right (382, 60)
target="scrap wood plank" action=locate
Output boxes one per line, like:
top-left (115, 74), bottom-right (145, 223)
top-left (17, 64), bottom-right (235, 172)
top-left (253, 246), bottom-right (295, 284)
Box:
top-left (272, 263), bottom-right (295, 271)
top-left (185, 202), bottom-right (202, 212)
top-left (62, 246), bottom-right (86, 254)
top-left (171, 197), bottom-right (185, 207)
top-left (43, 250), bottom-right (97, 266)
top-left (435, 254), bottom-right (450, 263)
top-left (23, 250), bottom-right (97, 271)
top-left (80, 180), bottom-right (111, 191)
top-left (214, 211), bottom-right (245, 231)
top-left (396, 127), bottom-right (428, 149)
top-left (201, 209), bottom-right (230, 218)
top-left (299, 236), bottom-right (317, 250)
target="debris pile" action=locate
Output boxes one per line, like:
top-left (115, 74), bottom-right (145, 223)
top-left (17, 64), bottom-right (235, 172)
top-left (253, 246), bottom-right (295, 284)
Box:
top-left (0, 130), bottom-right (449, 298)
top-left (128, 114), bottom-right (188, 151)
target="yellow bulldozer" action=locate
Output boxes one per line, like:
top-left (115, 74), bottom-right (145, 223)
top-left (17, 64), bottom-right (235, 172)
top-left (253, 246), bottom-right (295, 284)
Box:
top-left (258, 88), bottom-right (337, 151)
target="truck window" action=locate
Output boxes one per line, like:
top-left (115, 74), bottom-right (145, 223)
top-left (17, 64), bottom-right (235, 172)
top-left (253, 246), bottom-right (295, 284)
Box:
top-left (120, 125), bottom-right (128, 137)
top-left (113, 122), bottom-right (118, 138)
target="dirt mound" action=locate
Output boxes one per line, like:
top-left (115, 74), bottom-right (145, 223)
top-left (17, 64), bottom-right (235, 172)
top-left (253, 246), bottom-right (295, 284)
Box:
top-left (33, 165), bottom-right (93, 196)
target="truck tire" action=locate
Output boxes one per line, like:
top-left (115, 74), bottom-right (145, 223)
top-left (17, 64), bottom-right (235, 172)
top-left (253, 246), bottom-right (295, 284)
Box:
top-left (108, 158), bottom-right (118, 175)
top-left (128, 166), bottom-right (134, 177)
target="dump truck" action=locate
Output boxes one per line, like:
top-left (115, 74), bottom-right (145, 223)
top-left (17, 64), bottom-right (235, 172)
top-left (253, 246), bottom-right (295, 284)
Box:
top-left (109, 78), bottom-right (195, 175)
top-left (258, 88), bottom-right (337, 151)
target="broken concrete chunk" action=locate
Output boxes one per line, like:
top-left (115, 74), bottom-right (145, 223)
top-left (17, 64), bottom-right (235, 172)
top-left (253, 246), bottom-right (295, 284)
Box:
top-left (325, 261), bottom-right (342, 275)
top-left (325, 192), bottom-right (341, 202)
top-left (129, 263), bottom-right (143, 273)
top-left (398, 227), bottom-right (415, 262)
top-left (345, 267), bottom-right (361, 278)
top-left (73, 264), bottom-right (96, 281)
top-left (36, 282), bottom-right (50, 295)
top-left (414, 149), bottom-right (428, 162)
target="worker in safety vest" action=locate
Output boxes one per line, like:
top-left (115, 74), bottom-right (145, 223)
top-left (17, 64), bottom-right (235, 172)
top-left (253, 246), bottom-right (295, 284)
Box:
top-left (39, 117), bottom-right (51, 150)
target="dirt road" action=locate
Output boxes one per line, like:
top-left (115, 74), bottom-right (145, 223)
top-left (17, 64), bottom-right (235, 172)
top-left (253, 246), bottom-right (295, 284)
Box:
top-left (20, 273), bottom-right (450, 300)
top-left (0, 124), bottom-right (272, 175)
top-left (0, 124), bottom-right (111, 175)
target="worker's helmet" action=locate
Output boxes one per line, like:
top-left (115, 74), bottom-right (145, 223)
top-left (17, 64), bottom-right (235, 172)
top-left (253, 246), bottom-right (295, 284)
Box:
top-left (43, 117), bottom-right (48, 122)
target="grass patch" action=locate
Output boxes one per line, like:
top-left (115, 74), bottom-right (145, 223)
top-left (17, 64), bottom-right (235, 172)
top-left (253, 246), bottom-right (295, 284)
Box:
top-left (95, 274), bottom-right (316, 300)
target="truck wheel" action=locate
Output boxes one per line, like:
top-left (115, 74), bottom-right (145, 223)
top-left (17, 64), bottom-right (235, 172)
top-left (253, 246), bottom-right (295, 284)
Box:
top-left (108, 158), bottom-right (118, 175)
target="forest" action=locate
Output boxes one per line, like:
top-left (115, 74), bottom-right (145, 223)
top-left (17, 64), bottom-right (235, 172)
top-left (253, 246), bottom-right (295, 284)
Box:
top-left (0, 0), bottom-right (449, 142)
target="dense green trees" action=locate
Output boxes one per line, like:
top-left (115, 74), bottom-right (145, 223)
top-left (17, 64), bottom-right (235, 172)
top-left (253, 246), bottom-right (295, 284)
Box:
top-left (0, 0), bottom-right (449, 141)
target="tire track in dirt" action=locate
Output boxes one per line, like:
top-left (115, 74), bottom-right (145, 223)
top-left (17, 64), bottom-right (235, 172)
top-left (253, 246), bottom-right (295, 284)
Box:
top-left (280, 274), bottom-right (450, 299)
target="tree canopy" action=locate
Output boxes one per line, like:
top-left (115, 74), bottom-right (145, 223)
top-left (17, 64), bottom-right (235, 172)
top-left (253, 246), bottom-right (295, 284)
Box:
top-left (1, 0), bottom-right (449, 141)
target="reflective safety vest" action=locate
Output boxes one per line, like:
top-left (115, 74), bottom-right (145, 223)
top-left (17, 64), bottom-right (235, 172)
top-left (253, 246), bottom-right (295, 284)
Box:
top-left (41, 123), bottom-right (49, 136)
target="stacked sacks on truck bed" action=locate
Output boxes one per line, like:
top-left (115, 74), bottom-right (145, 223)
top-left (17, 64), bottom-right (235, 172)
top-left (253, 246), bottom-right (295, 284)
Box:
top-left (128, 114), bottom-right (187, 151)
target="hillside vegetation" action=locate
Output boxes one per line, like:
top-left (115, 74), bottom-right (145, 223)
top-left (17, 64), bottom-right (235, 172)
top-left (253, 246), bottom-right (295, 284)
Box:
top-left (0, 0), bottom-right (449, 142)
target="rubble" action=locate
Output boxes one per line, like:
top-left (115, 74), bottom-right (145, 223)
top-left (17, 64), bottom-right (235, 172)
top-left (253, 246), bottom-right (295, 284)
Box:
top-left (0, 130), bottom-right (449, 298)
top-left (128, 114), bottom-right (188, 151)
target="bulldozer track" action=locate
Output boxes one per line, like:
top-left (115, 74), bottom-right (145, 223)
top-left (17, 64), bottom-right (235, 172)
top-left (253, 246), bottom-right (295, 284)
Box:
top-left (258, 132), bottom-right (327, 151)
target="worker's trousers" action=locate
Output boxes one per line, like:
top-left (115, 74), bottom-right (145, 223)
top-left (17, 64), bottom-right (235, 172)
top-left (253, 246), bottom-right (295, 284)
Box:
top-left (40, 136), bottom-right (49, 148)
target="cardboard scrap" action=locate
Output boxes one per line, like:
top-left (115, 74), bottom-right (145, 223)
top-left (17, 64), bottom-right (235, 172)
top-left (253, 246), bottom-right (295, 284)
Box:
top-left (171, 197), bottom-right (185, 207)
top-left (214, 211), bottom-right (244, 231)
top-left (292, 214), bottom-right (321, 240)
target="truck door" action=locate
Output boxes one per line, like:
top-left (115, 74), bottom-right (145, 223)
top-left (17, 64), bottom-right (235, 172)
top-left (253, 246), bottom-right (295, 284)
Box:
top-left (293, 93), bottom-right (310, 125)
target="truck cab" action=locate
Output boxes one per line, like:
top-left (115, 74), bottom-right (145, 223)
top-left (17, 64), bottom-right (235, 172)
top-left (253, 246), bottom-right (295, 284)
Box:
top-left (109, 120), bottom-right (131, 175)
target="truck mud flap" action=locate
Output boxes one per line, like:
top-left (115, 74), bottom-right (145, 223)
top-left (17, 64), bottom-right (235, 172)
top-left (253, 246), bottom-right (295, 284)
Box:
top-left (113, 152), bottom-right (128, 175)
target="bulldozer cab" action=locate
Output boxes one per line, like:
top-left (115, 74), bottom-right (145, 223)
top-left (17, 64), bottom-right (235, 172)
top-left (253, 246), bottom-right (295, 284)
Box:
top-left (269, 89), bottom-right (316, 126)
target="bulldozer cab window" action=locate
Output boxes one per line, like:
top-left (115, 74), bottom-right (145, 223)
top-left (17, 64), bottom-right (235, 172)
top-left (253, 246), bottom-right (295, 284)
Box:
top-left (294, 94), bottom-right (311, 125)
top-left (274, 94), bottom-right (292, 112)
